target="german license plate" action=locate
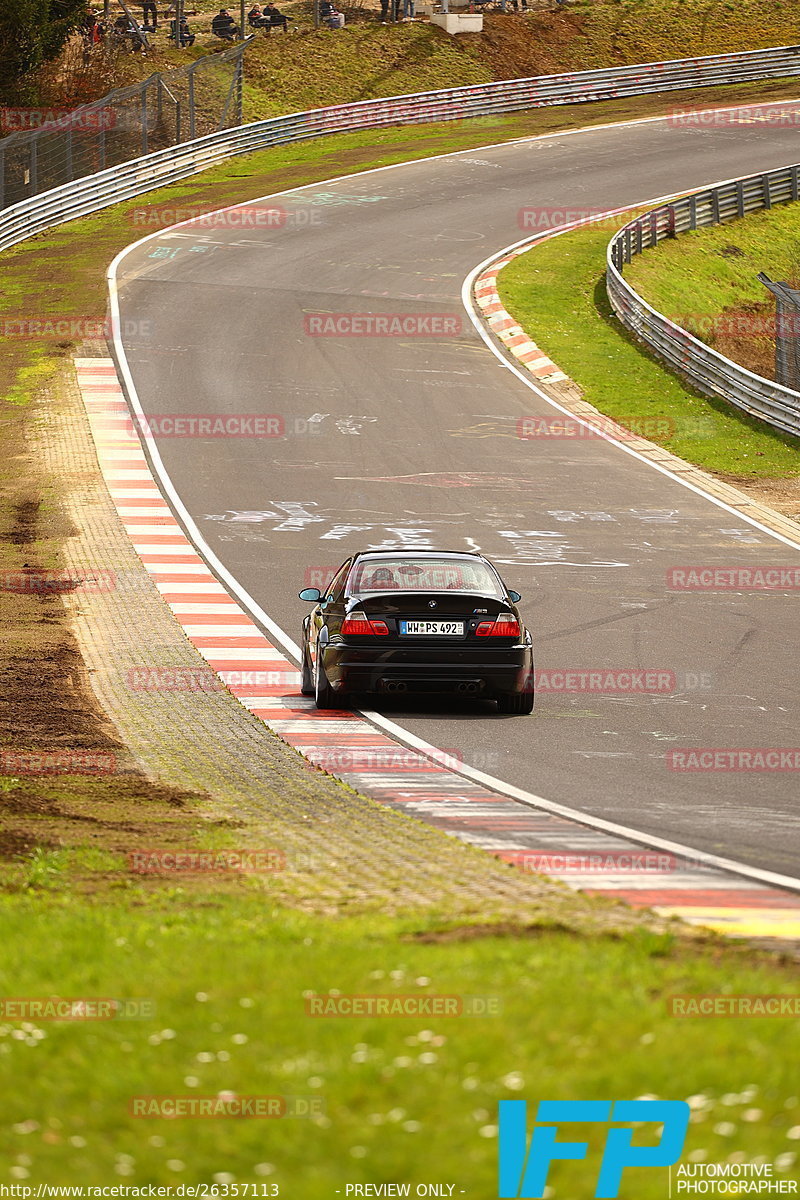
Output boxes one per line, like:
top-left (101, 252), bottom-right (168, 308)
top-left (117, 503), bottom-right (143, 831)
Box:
top-left (400, 620), bottom-right (464, 636)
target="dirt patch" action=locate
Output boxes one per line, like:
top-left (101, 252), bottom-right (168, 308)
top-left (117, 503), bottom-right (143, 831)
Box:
top-left (0, 483), bottom-right (122, 751)
top-left (719, 473), bottom-right (800, 520)
top-left (709, 299), bottom-right (777, 380)
top-left (0, 775), bottom-right (249, 897)
top-left (409, 920), bottom-right (581, 941)
top-left (462, 9), bottom-right (589, 79)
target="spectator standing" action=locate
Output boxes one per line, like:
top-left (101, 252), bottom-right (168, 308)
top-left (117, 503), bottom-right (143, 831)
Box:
top-left (141, 0), bottom-right (158, 29)
top-left (402, 0), bottom-right (414, 17)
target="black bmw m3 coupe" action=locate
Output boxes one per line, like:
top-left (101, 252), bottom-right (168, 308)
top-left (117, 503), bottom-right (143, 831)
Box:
top-left (299, 550), bottom-right (534, 713)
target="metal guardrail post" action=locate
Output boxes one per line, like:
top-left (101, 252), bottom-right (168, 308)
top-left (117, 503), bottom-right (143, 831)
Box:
top-left (188, 65), bottom-right (198, 140)
top-left (236, 45), bottom-right (245, 127)
top-left (759, 273), bottom-right (800, 391)
top-left (29, 139), bottom-right (38, 196)
top-left (736, 180), bottom-right (745, 218)
top-left (219, 68), bottom-right (238, 131)
top-left (141, 81), bottom-right (148, 155)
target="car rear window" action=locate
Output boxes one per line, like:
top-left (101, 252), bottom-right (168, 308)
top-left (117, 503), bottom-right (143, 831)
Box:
top-left (350, 557), bottom-right (504, 597)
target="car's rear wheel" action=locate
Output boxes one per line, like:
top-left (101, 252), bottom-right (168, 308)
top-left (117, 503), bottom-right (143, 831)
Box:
top-left (496, 690), bottom-right (534, 715)
top-left (314, 652), bottom-right (343, 710)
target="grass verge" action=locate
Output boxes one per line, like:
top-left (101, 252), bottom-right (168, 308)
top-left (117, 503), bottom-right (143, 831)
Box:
top-left (497, 222), bottom-right (800, 481)
top-left (625, 201), bottom-right (800, 382)
top-left (0, 894), bottom-right (798, 1190)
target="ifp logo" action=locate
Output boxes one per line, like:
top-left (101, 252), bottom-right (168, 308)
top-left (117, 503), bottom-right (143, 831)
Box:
top-left (498, 1099), bottom-right (690, 1198)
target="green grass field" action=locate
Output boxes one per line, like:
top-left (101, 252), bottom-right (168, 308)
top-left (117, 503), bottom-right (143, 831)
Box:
top-left (625, 204), bottom-right (800, 321)
top-left (1, 894), bottom-right (799, 1192)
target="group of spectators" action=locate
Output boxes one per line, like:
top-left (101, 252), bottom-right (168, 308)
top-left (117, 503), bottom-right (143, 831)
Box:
top-left (82, 0), bottom-right (541, 52)
top-left (80, 3), bottom-right (291, 50)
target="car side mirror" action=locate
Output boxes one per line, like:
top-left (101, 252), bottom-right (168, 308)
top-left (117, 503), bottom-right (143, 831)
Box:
top-left (299, 587), bottom-right (321, 602)
top-left (507, 590), bottom-right (521, 603)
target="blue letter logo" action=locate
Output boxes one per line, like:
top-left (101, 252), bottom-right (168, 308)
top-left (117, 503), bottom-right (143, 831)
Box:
top-left (498, 1099), bottom-right (690, 1198)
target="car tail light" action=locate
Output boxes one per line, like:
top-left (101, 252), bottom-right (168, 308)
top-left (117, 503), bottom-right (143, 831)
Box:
top-left (475, 612), bottom-right (521, 638)
top-left (342, 611), bottom-right (389, 636)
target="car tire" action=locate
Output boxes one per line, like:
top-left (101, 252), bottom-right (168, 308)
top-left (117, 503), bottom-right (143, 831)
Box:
top-left (314, 652), bottom-right (342, 710)
top-left (300, 644), bottom-right (314, 696)
top-left (496, 690), bottom-right (534, 715)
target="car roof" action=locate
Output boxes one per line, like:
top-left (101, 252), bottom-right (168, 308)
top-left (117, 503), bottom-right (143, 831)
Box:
top-left (352, 550), bottom-right (486, 561)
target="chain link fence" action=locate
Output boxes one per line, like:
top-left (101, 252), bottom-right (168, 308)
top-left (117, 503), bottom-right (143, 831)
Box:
top-left (0, 38), bottom-right (251, 211)
top-left (758, 273), bottom-right (800, 392)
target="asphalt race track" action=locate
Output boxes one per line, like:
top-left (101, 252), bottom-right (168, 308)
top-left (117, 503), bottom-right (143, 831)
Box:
top-left (112, 105), bottom-right (800, 878)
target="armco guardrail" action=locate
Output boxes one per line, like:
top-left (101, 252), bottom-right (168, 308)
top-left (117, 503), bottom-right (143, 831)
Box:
top-left (607, 165), bottom-right (800, 439)
top-left (2, 43), bottom-right (800, 255)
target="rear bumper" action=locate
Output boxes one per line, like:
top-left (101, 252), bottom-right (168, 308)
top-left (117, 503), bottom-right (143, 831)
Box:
top-left (322, 643), bottom-right (534, 696)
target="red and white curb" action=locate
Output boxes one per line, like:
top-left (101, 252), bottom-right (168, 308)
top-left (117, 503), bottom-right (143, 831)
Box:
top-left (474, 246), bottom-right (568, 383)
top-left (76, 357), bottom-right (800, 941)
